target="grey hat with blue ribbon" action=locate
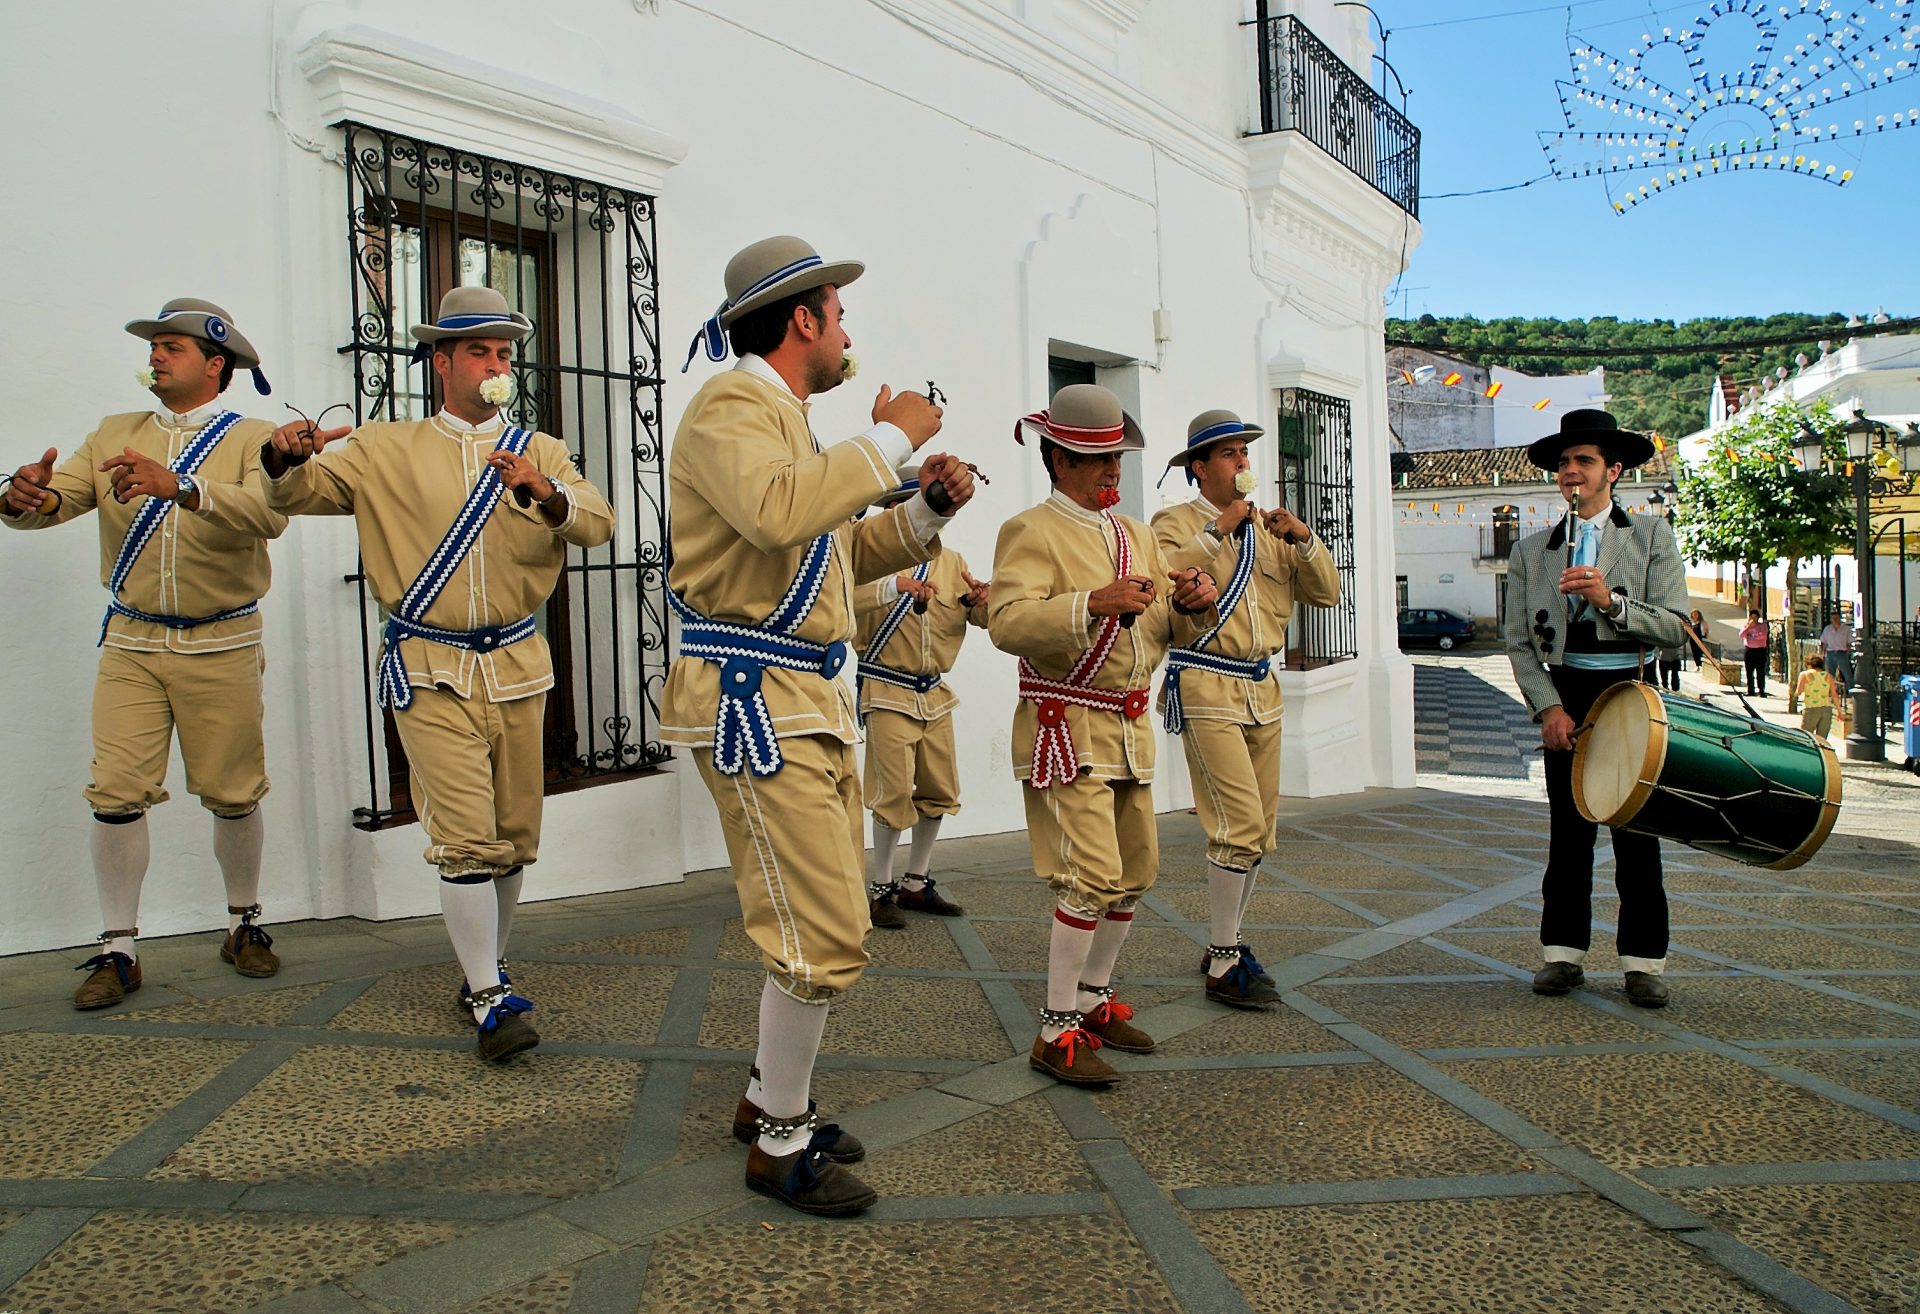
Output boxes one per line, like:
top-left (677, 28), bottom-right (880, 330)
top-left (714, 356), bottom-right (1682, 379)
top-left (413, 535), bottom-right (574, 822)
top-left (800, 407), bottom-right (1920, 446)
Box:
top-left (409, 287), bottom-right (532, 365)
top-left (125, 298), bottom-right (271, 395)
top-left (683, 235), bottom-right (865, 372)
top-left (1161, 408), bottom-right (1263, 485)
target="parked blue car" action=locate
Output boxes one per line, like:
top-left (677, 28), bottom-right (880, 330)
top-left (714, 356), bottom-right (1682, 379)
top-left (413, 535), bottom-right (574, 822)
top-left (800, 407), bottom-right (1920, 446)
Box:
top-left (1398, 607), bottom-right (1475, 651)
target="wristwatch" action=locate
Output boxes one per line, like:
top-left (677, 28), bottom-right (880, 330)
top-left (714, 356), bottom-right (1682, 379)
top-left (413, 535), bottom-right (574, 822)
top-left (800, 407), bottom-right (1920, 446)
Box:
top-left (174, 473), bottom-right (199, 505)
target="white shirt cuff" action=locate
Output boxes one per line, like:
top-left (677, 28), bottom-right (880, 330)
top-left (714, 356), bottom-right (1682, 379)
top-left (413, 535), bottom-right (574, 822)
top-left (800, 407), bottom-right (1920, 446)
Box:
top-left (1293, 533), bottom-right (1317, 558)
top-left (866, 421), bottom-right (912, 472)
top-left (905, 493), bottom-right (952, 545)
top-left (879, 577), bottom-right (901, 603)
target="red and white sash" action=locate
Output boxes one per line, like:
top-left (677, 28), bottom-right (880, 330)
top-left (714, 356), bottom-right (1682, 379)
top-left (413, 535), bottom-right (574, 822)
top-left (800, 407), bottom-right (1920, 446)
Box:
top-left (1018, 512), bottom-right (1150, 788)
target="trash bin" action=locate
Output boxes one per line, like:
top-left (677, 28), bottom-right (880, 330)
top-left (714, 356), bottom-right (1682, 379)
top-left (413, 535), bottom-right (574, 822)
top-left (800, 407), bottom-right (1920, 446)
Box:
top-left (1903, 674), bottom-right (1920, 773)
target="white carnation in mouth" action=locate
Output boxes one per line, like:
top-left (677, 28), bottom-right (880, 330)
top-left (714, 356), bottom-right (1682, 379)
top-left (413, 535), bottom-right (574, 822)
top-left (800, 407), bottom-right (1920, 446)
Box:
top-left (1234, 471), bottom-right (1257, 495)
top-left (136, 367), bottom-right (157, 389)
top-left (841, 354), bottom-right (859, 380)
top-left (478, 375), bottom-right (515, 406)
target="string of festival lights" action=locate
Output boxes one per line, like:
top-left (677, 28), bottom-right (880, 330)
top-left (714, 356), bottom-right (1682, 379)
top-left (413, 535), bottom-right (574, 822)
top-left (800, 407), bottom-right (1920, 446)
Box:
top-left (1537, 0), bottom-right (1919, 212)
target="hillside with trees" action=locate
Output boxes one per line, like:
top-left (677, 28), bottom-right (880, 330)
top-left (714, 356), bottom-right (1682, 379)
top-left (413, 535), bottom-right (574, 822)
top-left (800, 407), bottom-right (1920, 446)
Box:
top-left (1384, 313), bottom-right (1853, 442)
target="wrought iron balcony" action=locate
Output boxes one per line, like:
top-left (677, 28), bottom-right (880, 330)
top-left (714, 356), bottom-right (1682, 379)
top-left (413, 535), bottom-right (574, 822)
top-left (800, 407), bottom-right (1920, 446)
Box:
top-left (1247, 6), bottom-right (1420, 218)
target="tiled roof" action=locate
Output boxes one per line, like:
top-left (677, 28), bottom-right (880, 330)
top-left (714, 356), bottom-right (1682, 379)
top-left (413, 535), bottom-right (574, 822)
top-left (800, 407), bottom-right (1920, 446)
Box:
top-left (1393, 444), bottom-right (1673, 490)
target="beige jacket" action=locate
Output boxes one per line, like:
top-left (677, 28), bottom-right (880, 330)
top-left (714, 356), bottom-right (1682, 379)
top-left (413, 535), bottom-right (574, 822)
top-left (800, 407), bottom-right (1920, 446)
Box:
top-left (3, 409), bottom-right (285, 653)
top-left (989, 493), bottom-right (1204, 782)
top-left (661, 365), bottom-right (936, 749)
top-left (853, 547), bottom-right (989, 723)
top-left (1152, 495), bottom-right (1341, 725)
top-left (265, 413), bottom-right (614, 703)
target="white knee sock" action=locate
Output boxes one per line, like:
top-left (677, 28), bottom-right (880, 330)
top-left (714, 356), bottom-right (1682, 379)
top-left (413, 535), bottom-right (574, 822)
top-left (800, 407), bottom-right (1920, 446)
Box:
top-left (212, 809), bottom-right (265, 932)
top-left (902, 816), bottom-right (942, 888)
top-left (1045, 904), bottom-right (1098, 1039)
top-left (493, 866), bottom-right (525, 960)
top-left (1077, 909), bottom-right (1135, 1010)
top-left (868, 819), bottom-right (902, 889)
top-left (1239, 860), bottom-right (1262, 927)
top-left (90, 815), bottom-right (150, 961)
top-left (1207, 861), bottom-right (1245, 978)
top-left (753, 976), bottom-right (831, 1155)
top-left (440, 877), bottom-right (503, 1022)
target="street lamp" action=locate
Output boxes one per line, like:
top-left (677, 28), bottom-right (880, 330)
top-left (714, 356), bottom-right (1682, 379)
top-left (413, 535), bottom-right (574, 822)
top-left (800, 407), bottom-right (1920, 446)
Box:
top-left (1791, 411), bottom-right (1914, 761)
top-left (1839, 412), bottom-right (1890, 761)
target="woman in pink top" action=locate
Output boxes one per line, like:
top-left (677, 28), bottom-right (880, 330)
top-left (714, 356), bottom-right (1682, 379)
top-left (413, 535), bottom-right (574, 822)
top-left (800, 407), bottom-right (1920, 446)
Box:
top-left (1739, 610), bottom-right (1769, 696)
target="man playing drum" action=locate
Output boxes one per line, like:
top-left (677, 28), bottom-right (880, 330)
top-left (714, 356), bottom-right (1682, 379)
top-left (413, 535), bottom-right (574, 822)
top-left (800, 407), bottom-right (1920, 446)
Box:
top-left (1503, 409), bottom-right (1687, 1008)
top-left (990, 385), bottom-right (1217, 1085)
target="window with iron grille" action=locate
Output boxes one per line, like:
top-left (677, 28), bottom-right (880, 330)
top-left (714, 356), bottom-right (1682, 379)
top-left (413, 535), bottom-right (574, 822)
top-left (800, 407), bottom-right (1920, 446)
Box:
top-left (339, 121), bottom-right (670, 829)
top-left (1275, 387), bottom-right (1358, 667)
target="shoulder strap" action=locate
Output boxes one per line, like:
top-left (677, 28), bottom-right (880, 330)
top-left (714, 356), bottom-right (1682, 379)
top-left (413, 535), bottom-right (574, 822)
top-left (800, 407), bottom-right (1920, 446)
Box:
top-left (107, 411), bottom-right (243, 600)
top-left (862, 559), bottom-right (929, 663)
top-left (1187, 524), bottom-right (1254, 652)
top-left (394, 426), bottom-right (532, 624)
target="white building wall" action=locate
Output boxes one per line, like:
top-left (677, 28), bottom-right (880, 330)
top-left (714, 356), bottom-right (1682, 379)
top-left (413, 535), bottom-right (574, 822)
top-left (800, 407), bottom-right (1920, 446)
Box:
top-left (1, 0), bottom-right (1417, 954)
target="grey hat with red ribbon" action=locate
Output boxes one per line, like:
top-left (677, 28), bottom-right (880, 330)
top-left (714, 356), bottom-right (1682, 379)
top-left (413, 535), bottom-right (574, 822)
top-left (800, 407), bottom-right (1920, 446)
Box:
top-left (408, 287), bottom-right (532, 365)
top-left (1013, 384), bottom-right (1145, 454)
top-left (125, 298), bottom-right (271, 395)
top-left (683, 235), bottom-right (865, 372)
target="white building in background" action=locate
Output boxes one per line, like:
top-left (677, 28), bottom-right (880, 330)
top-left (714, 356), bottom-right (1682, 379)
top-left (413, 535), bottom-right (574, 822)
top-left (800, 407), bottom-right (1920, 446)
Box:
top-left (1385, 353), bottom-right (1615, 630)
top-left (1674, 332), bottom-right (1920, 626)
top-left (1386, 345), bottom-right (1605, 452)
top-left (1, 0), bottom-right (1421, 954)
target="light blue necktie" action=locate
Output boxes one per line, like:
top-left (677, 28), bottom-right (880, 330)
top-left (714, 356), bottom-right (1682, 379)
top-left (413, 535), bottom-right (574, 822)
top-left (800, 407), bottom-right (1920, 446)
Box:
top-left (1570, 521), bottom-right (1598, 618)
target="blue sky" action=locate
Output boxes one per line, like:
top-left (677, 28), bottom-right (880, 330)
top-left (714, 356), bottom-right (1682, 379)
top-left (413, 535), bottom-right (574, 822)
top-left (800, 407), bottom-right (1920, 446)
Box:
top-left (1366, 0), bottom-right (1919, 321)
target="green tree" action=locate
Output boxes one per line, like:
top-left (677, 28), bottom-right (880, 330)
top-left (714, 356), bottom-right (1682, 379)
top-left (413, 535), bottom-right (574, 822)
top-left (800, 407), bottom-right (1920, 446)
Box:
top-left (1670, 400), bottom-right (1856, 704)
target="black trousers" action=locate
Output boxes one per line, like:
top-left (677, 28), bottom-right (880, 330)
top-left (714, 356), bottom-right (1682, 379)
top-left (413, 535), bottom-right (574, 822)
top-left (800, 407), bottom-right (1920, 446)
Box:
top-left (1542, 664), bottom-right (1668, 962)
top-left (1743, 647), bottom-right (1768, 695)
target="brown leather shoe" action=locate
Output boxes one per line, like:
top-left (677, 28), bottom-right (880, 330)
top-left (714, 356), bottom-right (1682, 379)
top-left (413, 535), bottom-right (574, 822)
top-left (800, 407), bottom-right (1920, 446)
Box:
top-left (732, 1093), bottom-right (866, 1164)
top-left (744, 1139), bottom-right (877, 1216)
top-left (72, 951), bottom-right (141, 1010)
top-left (869, 885), bottom-right (906, 930)
top-left (1531, 961), bottom-right (1584, 996)
top-left (473, 988), bottom-right (539, 1062)
top-left (1623, 971), bottom-right (1670, 1008)
top-left (1082, 992), bottom-right (1156, 1053)
top-left (220, 912), bottom-right (279, 978)
top-left (1205, 958), bottom-right (1280, 1010)
top-left (1029, 1028), bottom-right (1120, 1086)
top-left (895, 876), bottom-right (964, 916)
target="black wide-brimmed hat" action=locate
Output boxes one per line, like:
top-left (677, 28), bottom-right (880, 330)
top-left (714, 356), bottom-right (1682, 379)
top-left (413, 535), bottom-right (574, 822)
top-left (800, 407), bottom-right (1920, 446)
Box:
top-left (1525, 409), bottom-right (1655, 471)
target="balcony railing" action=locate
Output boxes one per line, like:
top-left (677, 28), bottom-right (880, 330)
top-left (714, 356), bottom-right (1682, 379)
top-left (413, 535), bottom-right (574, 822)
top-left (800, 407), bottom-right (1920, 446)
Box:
top-left (1247, 6), bottom-right (1420, 218)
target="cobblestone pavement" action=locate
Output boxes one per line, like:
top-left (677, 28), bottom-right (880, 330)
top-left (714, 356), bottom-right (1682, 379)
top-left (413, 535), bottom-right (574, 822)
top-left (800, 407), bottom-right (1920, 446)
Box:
top-left (1, 698), bottom-right (1916, 1311)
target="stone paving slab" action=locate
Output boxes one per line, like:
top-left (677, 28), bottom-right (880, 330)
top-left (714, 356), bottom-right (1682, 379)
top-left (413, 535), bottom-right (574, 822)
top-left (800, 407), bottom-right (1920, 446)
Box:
top-left (2, 654), bottom-right (1917, 1312)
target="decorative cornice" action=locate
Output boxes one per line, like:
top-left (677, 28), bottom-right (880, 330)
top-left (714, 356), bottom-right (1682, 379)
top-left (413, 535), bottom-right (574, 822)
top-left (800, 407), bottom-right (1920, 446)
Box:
top-left (1247, 131), bottom-right (1418, 278)
top-left (1268, 353), bottom-right (1363, 399)
top-left (296, 24), bottom-right (687, 195)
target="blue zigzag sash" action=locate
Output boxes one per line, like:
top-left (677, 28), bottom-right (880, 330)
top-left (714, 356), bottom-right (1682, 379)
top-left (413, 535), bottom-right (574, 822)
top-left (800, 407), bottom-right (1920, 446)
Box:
top-left (376, 426), bottom-right (537, 711)
top-left (672, 530), bottom-right (846, 777)
top-left (855, 560), bottom-right (932, 724)
top-left (1163, 521), bottom-right (1263, 735)
top-left (99, 411), bottom-right (246, 645)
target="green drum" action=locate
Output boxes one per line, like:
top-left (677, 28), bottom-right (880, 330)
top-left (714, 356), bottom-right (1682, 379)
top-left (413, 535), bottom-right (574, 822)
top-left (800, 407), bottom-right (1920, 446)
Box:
top-left (1572, 682), bottom-right (1842, 870)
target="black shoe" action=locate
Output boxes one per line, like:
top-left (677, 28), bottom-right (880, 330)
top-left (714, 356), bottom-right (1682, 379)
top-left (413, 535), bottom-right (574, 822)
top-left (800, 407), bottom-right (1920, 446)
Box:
top-left (1195, 944), bottom-right (1275, 987)
top-left (1531, 961), bottom-right (1584, 996)
top-left (895, 876), bottom-right (964, 916)
top-left (1623, 971), bottom-right (1670, 1008)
